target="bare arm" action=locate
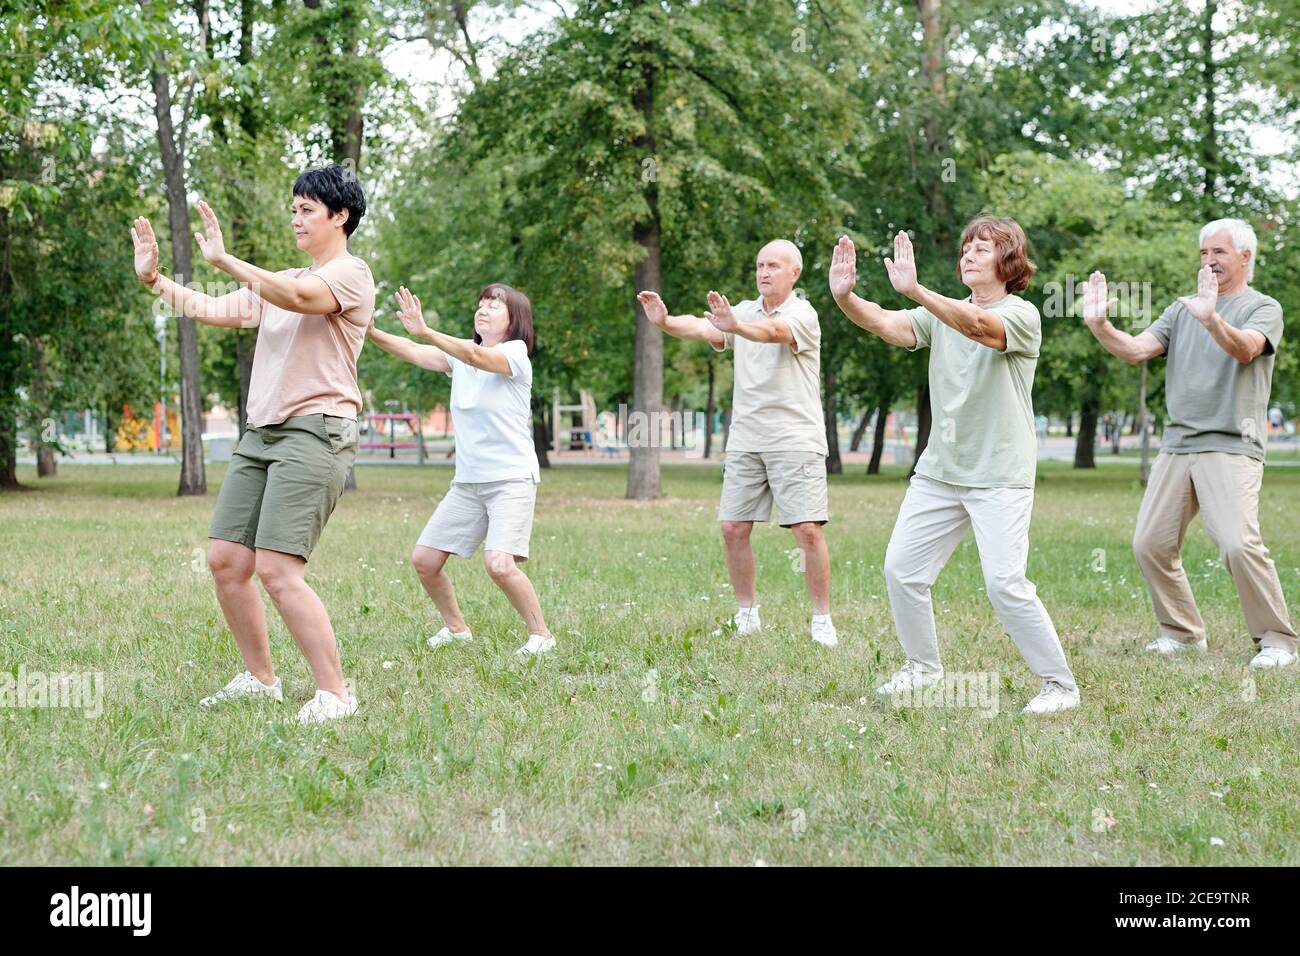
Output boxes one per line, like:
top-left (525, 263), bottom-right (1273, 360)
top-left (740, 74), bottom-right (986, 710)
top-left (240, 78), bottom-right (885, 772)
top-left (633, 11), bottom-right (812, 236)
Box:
top-left (1082, 271), bottom-right (1167, 365)
top-left (828, 236), bottom-right (917, 348)
top-left (194, 201), bottom-right (342, 316)
top-left (884, 232), bottom-right (1005, 349)
top-left (393, 287), bottom-right (512, 375)
top-left (366, 322), bottom-right (451, 373)
top-left (1177, 265), bottom-right (1269, 364)
top-left (704, 290), bottom-right (795, 346)
top-left (636, 291), bottom-right (726, 347)
top-left (133, 217), bottom-right (256, 328)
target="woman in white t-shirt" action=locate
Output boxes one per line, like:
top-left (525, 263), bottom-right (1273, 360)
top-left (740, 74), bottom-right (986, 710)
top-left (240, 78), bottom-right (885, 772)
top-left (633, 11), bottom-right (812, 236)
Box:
top-left (366, 284), bottom-right (554, 657)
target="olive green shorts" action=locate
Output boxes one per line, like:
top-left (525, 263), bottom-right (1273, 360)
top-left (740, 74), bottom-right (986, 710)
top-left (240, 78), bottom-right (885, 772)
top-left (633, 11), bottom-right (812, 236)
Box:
top-left (209, 414), bottom-right (358, 561)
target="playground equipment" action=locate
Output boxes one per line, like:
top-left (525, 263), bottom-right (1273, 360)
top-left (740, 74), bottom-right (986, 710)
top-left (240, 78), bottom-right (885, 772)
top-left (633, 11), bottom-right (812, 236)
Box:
top-left (360, 412), bottom-right (428, 463)
top-left (552, 389), bottom-right (597, 455)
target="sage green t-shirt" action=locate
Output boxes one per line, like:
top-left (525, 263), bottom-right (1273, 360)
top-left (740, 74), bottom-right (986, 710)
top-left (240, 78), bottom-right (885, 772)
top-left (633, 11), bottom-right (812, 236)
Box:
top-left (1145, 288), bottom-right (1283, 461)
top-left (905, 294), bottom-right (1041, 488)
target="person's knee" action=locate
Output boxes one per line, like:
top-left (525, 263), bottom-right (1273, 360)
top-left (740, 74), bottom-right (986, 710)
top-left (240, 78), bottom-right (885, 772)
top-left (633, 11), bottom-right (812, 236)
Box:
top-left (484, 551), bottom-right (517, 582)
top-left (789, 522), bottom-right (822, 551)
top-left (1218, 537), bottom-right (1256, 568)
top-left (1132, 524), bottom-right (1180, 568)
top-left (255, 553), bottom-right (300, 599)
top-left (208, 541), bottom-right (254, 583)
top-left (412, 547), bottom-right (447, 578)
top-left (721, 521), bottom-right (752, 547)
top-left (985, 571), bottom-right (1032, 610)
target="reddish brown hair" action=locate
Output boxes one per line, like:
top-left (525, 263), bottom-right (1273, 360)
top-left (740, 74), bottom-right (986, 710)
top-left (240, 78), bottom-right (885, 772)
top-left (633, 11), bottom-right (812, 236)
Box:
top-left (474, 283), bottom-right (534, 354)
top-left (956, 217), bottom-right (1036, 293)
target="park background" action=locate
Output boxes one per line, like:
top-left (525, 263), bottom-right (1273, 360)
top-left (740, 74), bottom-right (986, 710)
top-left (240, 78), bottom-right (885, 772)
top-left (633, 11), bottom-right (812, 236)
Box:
top-left (2, 0), bottom-right (1298, 865)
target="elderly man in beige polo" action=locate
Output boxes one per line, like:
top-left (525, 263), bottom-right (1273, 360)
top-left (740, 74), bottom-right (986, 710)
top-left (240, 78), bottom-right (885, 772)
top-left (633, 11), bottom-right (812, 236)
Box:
top-left (830, 219), bottom-right (1080, 715)
top-left (1083, 218), bottom-right (1297, 670)
top-left (636, 239), bottom-right (836, 648)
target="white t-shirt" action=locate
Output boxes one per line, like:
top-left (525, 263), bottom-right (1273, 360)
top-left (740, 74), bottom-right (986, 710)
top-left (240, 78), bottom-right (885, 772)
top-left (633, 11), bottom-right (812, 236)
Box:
top-left (445, 338), bottom-right (540, 484)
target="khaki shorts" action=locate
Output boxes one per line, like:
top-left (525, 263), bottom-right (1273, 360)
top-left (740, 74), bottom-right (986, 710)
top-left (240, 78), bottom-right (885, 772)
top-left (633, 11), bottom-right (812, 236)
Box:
top-left (209, 414), bottom-right (358, 561)
top-left (718, 450), bottom-right (829, 527)
top-left (417, 478), bottom-right (537, 560)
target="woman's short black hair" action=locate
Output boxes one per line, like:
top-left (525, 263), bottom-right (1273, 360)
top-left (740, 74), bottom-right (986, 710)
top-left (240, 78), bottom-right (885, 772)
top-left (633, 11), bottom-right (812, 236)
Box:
top-left (293, 164), bottom-right (366, 237)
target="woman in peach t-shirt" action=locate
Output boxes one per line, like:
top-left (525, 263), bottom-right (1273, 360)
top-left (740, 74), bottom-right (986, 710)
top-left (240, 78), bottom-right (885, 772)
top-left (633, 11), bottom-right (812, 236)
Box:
top-left (131, 164), bottom-right (373, 725)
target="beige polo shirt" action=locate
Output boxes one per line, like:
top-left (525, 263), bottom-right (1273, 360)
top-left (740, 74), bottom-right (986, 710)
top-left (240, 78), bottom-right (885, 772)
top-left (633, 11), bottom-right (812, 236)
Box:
top-left (242, 254), bottom-right (375, 428)
top-left (711, 291), bottom-right (827, 455)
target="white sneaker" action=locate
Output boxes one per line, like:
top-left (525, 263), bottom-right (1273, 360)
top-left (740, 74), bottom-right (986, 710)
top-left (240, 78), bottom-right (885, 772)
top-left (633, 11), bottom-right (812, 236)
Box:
top-left (200, 670), bottom-right (283, 708)
top-left (1022, 680), bottom-right (1081, 715)
top-left (1249, 646), bottom-right (1298, 669)
top-left (1144, 635), bottom-right (1208, 655)
top-left (516, 634), bottom-right (556, 658)
top-left (297, 689), bottom-right (358, 725)
top-left (713, 605), bottom-right (761, 637)
top-left (427, 626), bottom-right (473, 648)
top-left (875, 660), bottom-right (943, 697)
top-left (811, 615), bottom-right (838, 648)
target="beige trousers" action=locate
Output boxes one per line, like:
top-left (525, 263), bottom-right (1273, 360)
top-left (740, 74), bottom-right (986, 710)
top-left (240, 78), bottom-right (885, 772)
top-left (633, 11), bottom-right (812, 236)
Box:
top-left (1133, 452), bottom-right (1297, 652)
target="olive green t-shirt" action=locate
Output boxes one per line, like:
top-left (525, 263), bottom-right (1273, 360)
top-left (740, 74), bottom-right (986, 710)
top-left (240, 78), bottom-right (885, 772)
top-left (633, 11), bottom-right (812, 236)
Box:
top-left (1145, 288), bottom-right (1283, 461)
top-left (905, 294), bottom-right (1041, 488)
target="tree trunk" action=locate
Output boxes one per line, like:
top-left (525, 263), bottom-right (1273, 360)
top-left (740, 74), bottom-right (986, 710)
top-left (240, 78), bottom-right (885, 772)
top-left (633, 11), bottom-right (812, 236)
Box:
top-left (148, 57), bottom-right (206, 496)
top-left (626, 50), bottom-right (662, 500)
top-left (1138, 361), bottom-right (1151, 485)
top-left (823, 364), bottom-right (842, 475)
top-left (909, 383), bottom-right (931, 478)
top-left (849, 406), bottom-right (870, 453)
top-left (703, 355), bottom-right (715, 459)
top-left (235, 328), bottom-right (256, 437)
top-left (32, 337), bottom-right (55, 477)
top-left (104, 402), bottom-right (115, 453)
top-left (531, 394), bottom-right (550, 469)
top-left (1202, 0), bottom-right (1218, 214)
top-left (1074, 395), bottom-right (1099, 469)
top-left (0, 202), bottom-right (20, 489)
top-left (868, 398), bottom-right (890, 475)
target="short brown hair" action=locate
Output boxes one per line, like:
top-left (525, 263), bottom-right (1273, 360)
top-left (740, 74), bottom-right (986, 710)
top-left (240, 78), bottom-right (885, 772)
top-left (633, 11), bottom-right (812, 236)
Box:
top-left (956, 217), bottom-right (1035, 293)
top-left (474, 283), bottom-right (534, 354)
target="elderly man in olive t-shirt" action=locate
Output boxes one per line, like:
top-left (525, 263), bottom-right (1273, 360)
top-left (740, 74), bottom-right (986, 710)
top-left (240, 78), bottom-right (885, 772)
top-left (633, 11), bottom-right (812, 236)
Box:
top-left (1084, 218), bottom-right (1297, 669)
top-left (636, 239), bottom-right (837, 648)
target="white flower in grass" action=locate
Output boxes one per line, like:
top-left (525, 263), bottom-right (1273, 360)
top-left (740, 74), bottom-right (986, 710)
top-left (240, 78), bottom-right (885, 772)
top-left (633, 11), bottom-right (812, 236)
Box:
top-left (382, 661), bottom-right (394, 670)
top-left (1209, 837), bottom-right (1226, 847)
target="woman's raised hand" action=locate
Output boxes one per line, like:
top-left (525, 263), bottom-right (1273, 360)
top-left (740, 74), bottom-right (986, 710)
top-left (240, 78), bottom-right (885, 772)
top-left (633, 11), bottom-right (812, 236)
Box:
top-left (395, 286), bottom-right (429, 337)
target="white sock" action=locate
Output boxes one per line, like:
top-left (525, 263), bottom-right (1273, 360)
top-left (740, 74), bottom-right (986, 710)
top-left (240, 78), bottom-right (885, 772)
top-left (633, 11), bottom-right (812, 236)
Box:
top-left (812, 613), bottom-right (832, 625)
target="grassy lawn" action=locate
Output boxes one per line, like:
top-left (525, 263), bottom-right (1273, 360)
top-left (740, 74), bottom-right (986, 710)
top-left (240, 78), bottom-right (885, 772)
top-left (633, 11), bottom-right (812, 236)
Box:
top-left (1, 460), bottom-right (1296, 865)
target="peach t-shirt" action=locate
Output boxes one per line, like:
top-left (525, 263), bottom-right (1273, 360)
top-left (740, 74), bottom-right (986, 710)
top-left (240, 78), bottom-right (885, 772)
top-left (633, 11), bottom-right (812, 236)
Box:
top-left (242, 254), bottom-right (374, 428)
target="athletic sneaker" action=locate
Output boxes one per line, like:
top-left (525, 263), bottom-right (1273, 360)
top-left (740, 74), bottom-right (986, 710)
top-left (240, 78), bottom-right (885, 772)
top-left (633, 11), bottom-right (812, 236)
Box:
top-left (875, 660), bottom-right (944, 697)
top-left (516, 634), bottom-right (556, 658)
top-left (1249, 646), bottom-right (1298, 669)
top-left (810, 615), bottom-right (838, 648)
top-left (199, 670), bottom-right (283, 708)
top-left (1144, 635), bottom-right (1208, 655)
top-left (297, 689), bottom-right (358, 724)
top-left (713, 605), bottom-right (761, 637)
top-left (1022, 680), bottom-right (1081, 715)
top-left (428, 626), bottom-right (473, 649)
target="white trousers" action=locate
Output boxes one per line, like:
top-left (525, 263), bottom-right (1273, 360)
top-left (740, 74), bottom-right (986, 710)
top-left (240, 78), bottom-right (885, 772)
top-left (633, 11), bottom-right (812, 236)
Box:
top-left (883, 474), bottom-right (1076, 691)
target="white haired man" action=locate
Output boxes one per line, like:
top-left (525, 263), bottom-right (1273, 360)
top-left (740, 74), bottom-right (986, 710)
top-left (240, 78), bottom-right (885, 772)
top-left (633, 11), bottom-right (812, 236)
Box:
top-left (637, 240), bottom-right (836, 648)
top-left (1083, 218), bottom-right (1297, 669)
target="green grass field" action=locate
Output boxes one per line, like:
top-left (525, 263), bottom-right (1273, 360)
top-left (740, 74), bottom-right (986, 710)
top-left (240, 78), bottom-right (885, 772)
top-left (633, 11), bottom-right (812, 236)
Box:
top-left (1, 460), bottom-right (1296, 865)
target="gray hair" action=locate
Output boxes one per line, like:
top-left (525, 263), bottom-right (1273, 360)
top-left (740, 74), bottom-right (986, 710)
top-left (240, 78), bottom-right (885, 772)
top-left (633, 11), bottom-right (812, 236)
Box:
top-left (1199, 218), bottom-right (1257, 283)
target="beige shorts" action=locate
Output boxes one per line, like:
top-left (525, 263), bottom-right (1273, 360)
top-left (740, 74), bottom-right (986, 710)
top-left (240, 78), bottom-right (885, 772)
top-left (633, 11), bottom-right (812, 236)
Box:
top-left (718, 450), bottom-right (828, 527)
top-left (417, 478), bottom-right (537, 560)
